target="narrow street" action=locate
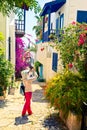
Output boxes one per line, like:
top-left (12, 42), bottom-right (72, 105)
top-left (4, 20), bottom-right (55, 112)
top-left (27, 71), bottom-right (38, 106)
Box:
top-left (0, 81), bottom-right (68, 130)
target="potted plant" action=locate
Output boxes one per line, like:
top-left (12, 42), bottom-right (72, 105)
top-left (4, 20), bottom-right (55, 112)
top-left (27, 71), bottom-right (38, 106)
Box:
top-left (45, 70), bottom-right (87, 130)
top-left (45, 22), bottom-right (87, 130)
top-left (0, 54), bottom-right (14, 96)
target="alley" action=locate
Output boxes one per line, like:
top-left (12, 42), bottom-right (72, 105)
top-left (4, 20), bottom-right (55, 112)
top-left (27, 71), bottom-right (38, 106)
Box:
top-left (0, 81), bottom-right (68, 130)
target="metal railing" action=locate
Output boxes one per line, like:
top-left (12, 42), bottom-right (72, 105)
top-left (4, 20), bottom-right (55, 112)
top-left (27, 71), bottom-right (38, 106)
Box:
top-left (42, 29), bottom-right (64, 42)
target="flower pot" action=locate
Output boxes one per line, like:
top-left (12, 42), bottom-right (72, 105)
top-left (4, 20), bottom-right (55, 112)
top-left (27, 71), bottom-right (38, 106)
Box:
top-left (66, 111), bottom-right (82, 130)
top-left (59, 110), bottom-right (82, 130)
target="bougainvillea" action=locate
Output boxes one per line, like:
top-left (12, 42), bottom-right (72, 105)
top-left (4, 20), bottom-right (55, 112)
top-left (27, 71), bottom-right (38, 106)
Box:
top-left (15, 37), bottom-right (31, 78)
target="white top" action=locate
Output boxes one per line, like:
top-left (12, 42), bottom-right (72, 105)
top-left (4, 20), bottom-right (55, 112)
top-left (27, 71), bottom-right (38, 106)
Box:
top-left (21, 69), bottom-right (38, 92)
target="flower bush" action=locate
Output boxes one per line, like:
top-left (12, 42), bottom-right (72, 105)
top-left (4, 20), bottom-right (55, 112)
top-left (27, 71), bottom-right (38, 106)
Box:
top-left (45, 22), bottom-right (87, 116)
top-left (45, 70), bottom-right (87, 116)
top-left (0, 33), bottom-right (14, 96)
top-left (55, 22), bottom-right (87, 78)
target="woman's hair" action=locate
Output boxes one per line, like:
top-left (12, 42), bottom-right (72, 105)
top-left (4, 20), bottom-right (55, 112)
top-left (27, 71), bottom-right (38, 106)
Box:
top-left (29, 65), bottom-right (34, 70)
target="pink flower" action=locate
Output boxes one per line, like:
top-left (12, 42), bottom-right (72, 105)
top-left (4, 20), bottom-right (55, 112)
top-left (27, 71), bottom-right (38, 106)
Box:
top-left (71, 21), bottom-right (76, 25)
top-left (78, 33), bottom-right (86, 46)
top-left (68, 63), bottom-right (73, 69)
top-left (78, 39), bottom-right (84, 46)
top-left (78, 42), bottom-right (81, 46)
top-left (35, 39), bottom-right (39, 42)
top-left (85, 28), bottom-right (87, 30)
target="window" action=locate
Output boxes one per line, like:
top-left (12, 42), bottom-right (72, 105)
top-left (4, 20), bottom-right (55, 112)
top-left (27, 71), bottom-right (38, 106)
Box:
top-left (77, 10), bottom-right (87, 23)
top-left (52, 53), bottom-right (58, 72)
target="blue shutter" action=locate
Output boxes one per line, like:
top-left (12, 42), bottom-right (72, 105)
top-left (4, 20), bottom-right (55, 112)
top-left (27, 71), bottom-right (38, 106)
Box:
top-left (60, 13), bottom-right (64, 29)
top-left (77, 10), bottom-right (87, 23)
top-left (52, 53), bottom-right (58, 72)
top-left (56, 18), bottom-right (59, 34)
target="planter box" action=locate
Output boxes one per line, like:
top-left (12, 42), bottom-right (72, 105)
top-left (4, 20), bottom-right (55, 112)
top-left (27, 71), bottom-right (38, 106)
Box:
top-left (9, 87), bottom-right (15, 95)
top-left (0, 96), bottom-right (4, 100)
top-left (0, 90), bottom-right (6, 100)
top-left (66, 111), bottom-right (82, 130)
top-left (3, 90), bottom-right (6, 98)
top-left (59, 110), bottom-right (82, 130)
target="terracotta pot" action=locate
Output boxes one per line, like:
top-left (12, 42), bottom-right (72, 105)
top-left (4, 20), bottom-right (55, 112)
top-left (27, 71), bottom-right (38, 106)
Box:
top-left (59, 110), bottom-right (82, 130)
top-left (66, 111), bottom-right (82, 130)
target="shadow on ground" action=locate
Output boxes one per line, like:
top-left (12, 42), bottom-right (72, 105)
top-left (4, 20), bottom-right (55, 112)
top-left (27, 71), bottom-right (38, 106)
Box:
top-left (32, 89), bottom-right (48, 103)
top-left (0, 97), bottom-right (21, 108)
top-left (42, 112), bottom-right (69, 130)
top-left (14, 115), bottom-right (32, 125)
top-left (0, 100), bottom-right (8, 108)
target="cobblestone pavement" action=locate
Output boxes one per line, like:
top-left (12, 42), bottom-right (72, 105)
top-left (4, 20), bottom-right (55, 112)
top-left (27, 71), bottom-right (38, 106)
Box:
top-left (0, 81), bottom-right (68, 130)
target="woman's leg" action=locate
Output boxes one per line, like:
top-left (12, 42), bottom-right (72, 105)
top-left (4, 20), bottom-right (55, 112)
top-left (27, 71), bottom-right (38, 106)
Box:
top-left (27, 92), bottom-right (32, 115)
top-left (22, 92), bottom-right (29, 116)
top-left (22, 92), bottom-right (32, 116)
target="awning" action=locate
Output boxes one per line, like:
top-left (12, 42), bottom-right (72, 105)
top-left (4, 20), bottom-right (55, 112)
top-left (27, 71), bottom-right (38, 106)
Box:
top-left (40, 0), bottom-right (66, 16)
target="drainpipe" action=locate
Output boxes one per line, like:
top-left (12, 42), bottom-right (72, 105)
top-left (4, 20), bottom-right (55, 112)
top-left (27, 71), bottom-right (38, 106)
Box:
top-left (24, 5), bottom-right (26, 33)
top-left (42, 16), bottom-right (45, 42)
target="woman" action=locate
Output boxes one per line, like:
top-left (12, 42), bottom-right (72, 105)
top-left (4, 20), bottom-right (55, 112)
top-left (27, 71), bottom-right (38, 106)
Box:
top-left (21, 66), bottom-right (38, 116)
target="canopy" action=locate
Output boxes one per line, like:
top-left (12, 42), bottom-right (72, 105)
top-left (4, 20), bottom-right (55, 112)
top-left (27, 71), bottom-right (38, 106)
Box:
top-left (40, 0), bottom-right (66, 16)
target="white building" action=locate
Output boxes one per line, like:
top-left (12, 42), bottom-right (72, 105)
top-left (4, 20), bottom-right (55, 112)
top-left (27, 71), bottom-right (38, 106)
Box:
top-left (0, 12), bottom-right (15, 66)
top-left (36, 0), bottom-right (87, 81)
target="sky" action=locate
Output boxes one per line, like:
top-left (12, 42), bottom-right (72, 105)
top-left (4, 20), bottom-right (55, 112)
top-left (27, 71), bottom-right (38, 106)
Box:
top-left (25, 0), bottom-right (51, 40)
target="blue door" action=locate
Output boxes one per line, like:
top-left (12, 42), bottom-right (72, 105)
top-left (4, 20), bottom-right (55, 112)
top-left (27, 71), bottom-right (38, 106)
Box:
top-left (39, 65), bottom-right (43, 78)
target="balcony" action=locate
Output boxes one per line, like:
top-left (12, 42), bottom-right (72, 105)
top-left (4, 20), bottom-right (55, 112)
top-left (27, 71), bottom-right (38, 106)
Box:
top-left (42, 29), bottom-right (56, 42)
top-left (42, 31), bottom-right (49, 42)
top-left (43, 29), bottom-right (63, 42)
top-left (15, 19), bottom-right (25, 37)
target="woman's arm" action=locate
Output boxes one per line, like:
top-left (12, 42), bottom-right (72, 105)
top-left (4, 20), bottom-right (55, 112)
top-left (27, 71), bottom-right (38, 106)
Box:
top-left (27, 71), bottom-right (38, 81)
